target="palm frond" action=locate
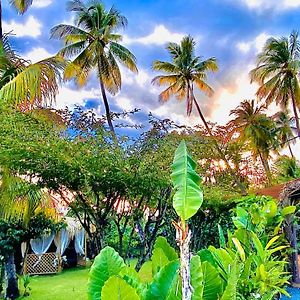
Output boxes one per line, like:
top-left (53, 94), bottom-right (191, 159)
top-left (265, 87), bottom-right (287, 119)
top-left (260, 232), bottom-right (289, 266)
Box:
top-left (9, 0), bottom-right (33, 14)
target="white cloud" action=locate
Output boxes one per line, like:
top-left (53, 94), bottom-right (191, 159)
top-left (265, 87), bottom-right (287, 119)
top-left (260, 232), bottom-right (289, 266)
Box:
top-left (32, 0), bottom-right (52, 8)
top-left (236, 32), bottom-right (271, 54)
top-left (23, 47), bottom-right (53, 63)
top-left (123, 25), bottom-right (185, 46)
top-left (239, 0), bottom-right (300, 10)
top-left (55, 85), bottom-right (100, 110)
top-left (3, 16), bottom-right (42, 38)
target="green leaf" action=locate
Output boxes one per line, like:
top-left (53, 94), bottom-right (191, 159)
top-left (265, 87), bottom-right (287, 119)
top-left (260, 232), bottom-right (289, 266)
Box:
top-left (138, 261), bottom-right (153, 283)
top-left (220, 259), bottom-right (239, 300)
top-left (88, 246), bottom-right (126, 300)
top-left (171, 140), bottom-right (203, 221)
top-left (152, 247), bottom-right (170, 276)
top-left (202, 261), bottom-right (223, 300)
top-left (191, 255), bottom-right (204, 300)
top-left (154, 236), bottom-right (178, 261)
top-left (101, 276), bottom-right (140, 300)
top-left (281, 206), bottom-right (296, 216)
top-left (218, 224), bottom-right (226, 248)
top-left (232, 237), bottom-right (245, 262)
top-left (144, 260), bottom-right (180, 300)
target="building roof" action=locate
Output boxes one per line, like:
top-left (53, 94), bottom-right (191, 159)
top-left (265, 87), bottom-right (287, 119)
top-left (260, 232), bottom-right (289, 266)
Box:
top-left (256, 178), bottom-right (300, 200)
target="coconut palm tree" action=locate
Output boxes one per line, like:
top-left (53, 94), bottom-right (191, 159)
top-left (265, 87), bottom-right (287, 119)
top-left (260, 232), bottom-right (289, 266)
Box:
top-left (229, 99), bottom-right (277, 184)
top-left (50, 0), bottom-right (138, 135)
top-left (250, 31), bottom-right (300, 137)
top-left (0, 0), bottom-right (34, 39)
top-left (0, 34), bottom-right (65, 109)
top-left (273, 111), bottom-right (296, 158)
top-left (152, 35), bottom-right (218, 133)
top-left (152, 36), bottom-right (247, 193)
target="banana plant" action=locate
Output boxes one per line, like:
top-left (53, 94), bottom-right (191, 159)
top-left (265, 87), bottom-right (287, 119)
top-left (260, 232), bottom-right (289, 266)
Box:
top-left (171, 140), bottom-right (203, 300)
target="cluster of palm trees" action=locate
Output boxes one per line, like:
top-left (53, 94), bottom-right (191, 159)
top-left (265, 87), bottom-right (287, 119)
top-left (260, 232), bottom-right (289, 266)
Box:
top-left (0, 0), bottom-right (299, 186)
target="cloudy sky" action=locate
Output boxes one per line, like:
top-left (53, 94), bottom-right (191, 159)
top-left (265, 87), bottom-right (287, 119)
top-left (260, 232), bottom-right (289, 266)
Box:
top-left (3, 0), bottom-right (300, 135)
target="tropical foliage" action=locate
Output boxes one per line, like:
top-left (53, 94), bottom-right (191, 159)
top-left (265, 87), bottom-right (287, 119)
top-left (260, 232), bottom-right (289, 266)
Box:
top-left (51, 0), bottom-right (138, 134)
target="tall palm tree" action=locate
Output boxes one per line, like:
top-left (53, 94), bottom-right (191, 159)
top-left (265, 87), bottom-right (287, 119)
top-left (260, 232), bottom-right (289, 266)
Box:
top-left (0, 0), bottom-right (34, 39)
top-left (0, 34), bottom-right (65, 108)
top-left (273, 111), bottom-right (296, 158)
top-left (50, 0), bottom-right (138, 135)
top-left (229, 99), bottom-right (277, 184)
top-left (152, 36), bottom-right (247, 193)
top-left (250, 31), bottom-right (300, 137)
top-left (152, 35), bottom-right (218, 133)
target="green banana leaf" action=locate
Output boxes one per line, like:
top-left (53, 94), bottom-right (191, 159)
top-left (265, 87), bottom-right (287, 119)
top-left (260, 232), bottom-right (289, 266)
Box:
top-left (171, 140), bottom-right (203, 221)
top-left (101, 275), bottom-right (140, 300)
top-left (88, 246), bottom-right (126, 300)
top-left (202, 261), bottom-right (223, 300)
top-left (191, 255), bottom-right (204, 300)
top-left (144, 260), bottom-right (180, 300)
top-left (154, 236), bottom-right (178, 261)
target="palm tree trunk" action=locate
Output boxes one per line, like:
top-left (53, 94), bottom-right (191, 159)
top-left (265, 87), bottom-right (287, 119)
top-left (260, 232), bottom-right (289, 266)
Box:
top-left (192, 95), bottom-right (247, 195)
top-left (0, 0), bottom-right (3, 40)
top-left (291, 90), bottom-right (300, 137)
top-left (258, 151), bottom-right (272, 185)
top-left (5, 253), bottom-right (20, 300)
top-left (288, 143), bottom-right (295, 158)
top-left (97, 63), bottom-right (116, 136)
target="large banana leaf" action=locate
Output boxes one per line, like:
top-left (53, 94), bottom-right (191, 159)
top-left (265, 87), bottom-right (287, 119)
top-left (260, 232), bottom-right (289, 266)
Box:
top-left (220, 259), bottom-right (239, 300)
top-left (171, 140), bottom-right (203, 221)
top-left (154, 236), bottom-right (178, 261)
top-left (151, 247), bottom-right (170, 276)
top-left (101, 275), bottom-right (140, 300)
top-left (190, 255), bottom-right (204, 300)
top-left (88, 246), bottom-right (126, 300)
top-left (144, 260), bottom-right (180, 300)
top-left (202, 261), bottom-right (223, 300)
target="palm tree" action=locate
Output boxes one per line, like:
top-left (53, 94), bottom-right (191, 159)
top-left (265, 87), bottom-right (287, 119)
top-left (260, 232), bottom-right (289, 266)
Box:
top-left (229, 100), bottom-right (277, 184)
top-left (0, 0), bottom-right (34, 39)
top-left (152, 35), bottom-right (218, 133)
top-left (50, 0), bottom-right (138, 135)
top-left (0, 170), bottom-right (50, 299)
top-left (273, 111), bottom-right (296, 158)
top-left (0, 34), bottom-right (65, 109)
top-left (152, 36), bottom-right (246, 193)
top-left (250, 31), bottom-right (300, 137)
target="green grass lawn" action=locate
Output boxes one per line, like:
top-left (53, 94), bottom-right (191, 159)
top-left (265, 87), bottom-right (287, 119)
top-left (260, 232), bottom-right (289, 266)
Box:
top-left (19, 267), bottom-right (89, 300)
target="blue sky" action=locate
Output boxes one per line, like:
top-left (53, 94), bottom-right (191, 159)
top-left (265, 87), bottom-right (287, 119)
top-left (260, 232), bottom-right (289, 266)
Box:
top-left (3, 0), bottom-right (300, 131)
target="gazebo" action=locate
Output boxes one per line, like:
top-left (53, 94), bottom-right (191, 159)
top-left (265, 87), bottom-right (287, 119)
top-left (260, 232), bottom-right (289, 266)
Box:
top-left (256, 178), bottom-right (300, 284)
top-left (22, 217), bottom-right (87, 275)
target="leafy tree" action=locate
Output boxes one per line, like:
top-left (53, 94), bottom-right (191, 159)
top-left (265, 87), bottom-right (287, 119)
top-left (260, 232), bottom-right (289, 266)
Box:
top-left (152, 35), bottom-right (246, 194)
top-left (51, 0), bottom-right (138, 135)
top-left (229, 99), bottom-right (277, 184)
top-left (250, 31), bottom-right (300, 136)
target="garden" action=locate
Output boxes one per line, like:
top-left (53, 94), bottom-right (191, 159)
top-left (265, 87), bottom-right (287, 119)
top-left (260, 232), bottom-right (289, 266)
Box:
top-left (1, 0), bottom-right (300, 300)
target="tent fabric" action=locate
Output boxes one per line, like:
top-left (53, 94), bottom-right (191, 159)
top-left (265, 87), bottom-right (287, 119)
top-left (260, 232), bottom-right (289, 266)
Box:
top-left (74, 228), bottom-right (85, 255)
top-left (54, 229), bottom-right (71, 255)
top-left (30, 233), bottom-right (55, 255)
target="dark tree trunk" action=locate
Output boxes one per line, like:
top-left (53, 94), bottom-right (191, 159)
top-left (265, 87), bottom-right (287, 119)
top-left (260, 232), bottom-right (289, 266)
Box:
top-left (5, 253), bottom-right (20, 300)
top-left (291, 90), bottom-right (300, 137)
top-left (0, 0), bottom-right (2, 40)
top-left (192, 94), bottom-right (247, 195)
top-left (288, 143), bottom-right (295, 158)
top-left (97, 63), bottom-right (116, 136)
top-left (0, 261), bottom-right (4, 297)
